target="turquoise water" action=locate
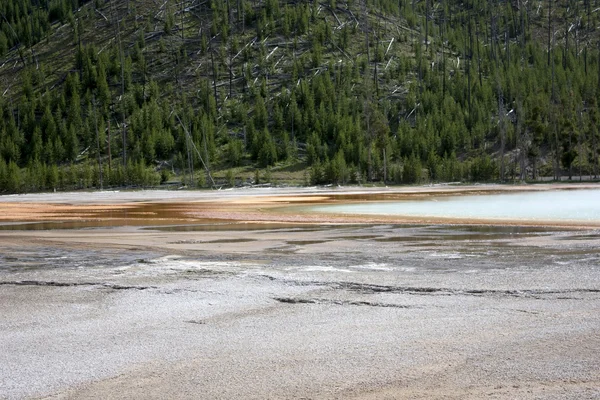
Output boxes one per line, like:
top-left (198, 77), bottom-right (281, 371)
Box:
top-left (312, 189), bottom-right (600, 222)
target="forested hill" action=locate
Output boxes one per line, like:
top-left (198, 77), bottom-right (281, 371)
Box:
top-left (1, 0), bottom-right (599, 192)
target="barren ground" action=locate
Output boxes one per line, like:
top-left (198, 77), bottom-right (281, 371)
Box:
top-left (1, 185), bottom-right (599, 399)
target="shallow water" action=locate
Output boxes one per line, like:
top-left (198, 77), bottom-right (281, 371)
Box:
top-left (312, 189), bottom-right (600, 223)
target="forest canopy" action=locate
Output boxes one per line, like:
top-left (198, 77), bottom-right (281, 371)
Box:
top-left (1, 0), bottom-right (599, 193)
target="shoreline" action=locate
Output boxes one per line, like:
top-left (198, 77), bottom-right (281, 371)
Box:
top-left (1, 184), bottom-right (599, 399)
top-left (0, 183), bottom-right (599, 230)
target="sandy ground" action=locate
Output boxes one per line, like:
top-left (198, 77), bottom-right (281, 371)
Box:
top-left (1, 185), bottom-right (600, 399)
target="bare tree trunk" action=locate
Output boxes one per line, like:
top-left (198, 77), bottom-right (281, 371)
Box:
top-left (467, 18), bottom-right (472, 118)
top-left (598, 41), bottom-right (600, 95)
top-left (586, 0), bottom-right (591, 30)
top-left (185, 117), bottom-right (193, 187)
top-left (505, 23), bottom-right (510, 66)
top-left (520, 137), bottom-right (526, 181)
top-left (229, 38), bottom-right (233, 99)
top-left (383, 147), bottom-right (387, 183)
top-left (550, 19), bottom-right (559, 182)
top-left (226, 0), bottom-right (231, 26)
top-left (532, 156), bottom-right (536, 181)
top-left (425, 0), bottom-right (429, 52)
top-left (593, 117), bottom-right (599, 179)
top-left (94, 97), bottom-right (103, 190)
top-left (112, 0), bottom-right (127, 168)
top-left (181, 152), bottom-right (187, 186)
top-left (107, 119), bottom-right (111, 173)
top-left (188, 120), bottom-right (194, 186)
top-left (519, 4), bottom-right (526, 48)
top-left (291, 95), bottom-right (295, 142)
top-left (490, 5), bottom-right (496, 63)
top-left (367, 113), bottom-right (372, 181)
top-left (575, 23), bottom-right (579, 60)
top-left (476, 21), bottom-right (482, 87)
top-left (203, 123), bottom-right (210, 177)
top-left (498, 86), bottom-right (505, 181)
top-left (578, 107), bottom-right (584, 181)
top-left (564, 17), bottom-right (569, 70)
top-left (181, 0), bottom-right (185, 41)
top-left (547, 0), bottom-right (552, 66)
top-left (594, 134), bottom-right (599, 179)
top-left (121, 87), bottom-right (126, 169)
top-left (210, 38), bottom-right (219, 106)
top-left (552, 34), bottom-right (559, 181)
top-left (441, 0), bottom-right (447, 97)
top-left (554, 114), bottom-right (560, 180)
top-left (361, 0), bottom-right (370, 64)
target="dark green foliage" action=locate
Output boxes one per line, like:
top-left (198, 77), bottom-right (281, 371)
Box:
top-left (402, 154), bottom-right (422, 184)
top-left (2, 0), bottom-right (600, 193)
top-left (227, 137), bottom-right (244, 166)
top-left (255, 128), bottom-right (277, 167)
top-left (470, 154), bottom-right (498, 182)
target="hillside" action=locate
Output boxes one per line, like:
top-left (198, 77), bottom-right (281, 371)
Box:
top-left (1, 0), bottom-right (600, 192)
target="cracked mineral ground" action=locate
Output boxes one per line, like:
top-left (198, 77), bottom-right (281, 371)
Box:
top-left (1, 187), bottom-right (600, 399)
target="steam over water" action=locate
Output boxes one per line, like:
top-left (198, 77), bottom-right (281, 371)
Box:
top-left (312, 189), bottom-right (600, 223)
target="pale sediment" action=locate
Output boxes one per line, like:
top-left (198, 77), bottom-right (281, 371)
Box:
top-left (1, 185), bottom-right (599, 399)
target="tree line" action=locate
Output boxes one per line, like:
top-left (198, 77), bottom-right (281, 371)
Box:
top-left (1, 0), bottom-right (600, 193)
